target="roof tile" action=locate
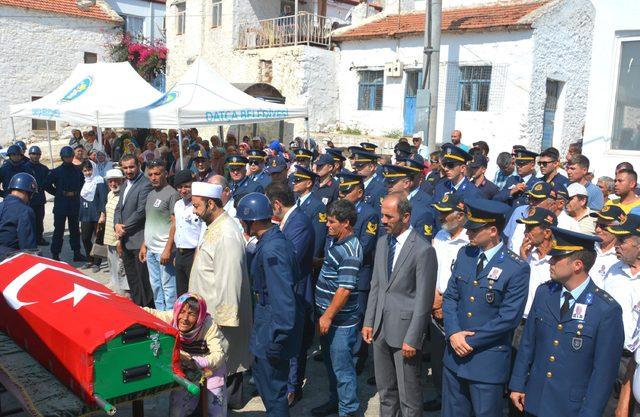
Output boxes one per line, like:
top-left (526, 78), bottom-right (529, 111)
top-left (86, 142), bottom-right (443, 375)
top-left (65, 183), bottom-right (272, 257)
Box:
top-left (0, 0), bottom-right (122, 23)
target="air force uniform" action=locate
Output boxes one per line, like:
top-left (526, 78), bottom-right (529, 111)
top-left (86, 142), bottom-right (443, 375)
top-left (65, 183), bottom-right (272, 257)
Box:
top-left (227, 155), bottom-right (264, 198)
top-left (294, 167), bottom-right (327, 259)
top-left (433, 145), bottom-right (482, 203)
top-left (248, 149), bottom-right (272, 189)
top-left (494, 149), bottom-right (540, 207)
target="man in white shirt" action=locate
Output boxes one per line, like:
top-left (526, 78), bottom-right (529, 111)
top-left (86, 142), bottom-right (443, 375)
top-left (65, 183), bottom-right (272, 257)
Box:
top-left (565, 182), bottom-right (596, 235)
top-left (589, 205), bottom-right (624, 287)
top-left (426, 193), bottom-right (469, 412)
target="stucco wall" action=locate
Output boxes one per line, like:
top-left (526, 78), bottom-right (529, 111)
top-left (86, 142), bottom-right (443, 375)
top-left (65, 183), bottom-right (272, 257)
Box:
top-left (0, 6), bottom-right (120, 143)
top-left (105, 0), bottom-right (165, 41)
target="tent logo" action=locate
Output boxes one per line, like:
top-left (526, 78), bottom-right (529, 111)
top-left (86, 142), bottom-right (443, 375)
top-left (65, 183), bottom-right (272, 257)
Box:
top-left (60, 77), bottom-right (93, 102)
top-left (150, 91), bottom-right (178, 107)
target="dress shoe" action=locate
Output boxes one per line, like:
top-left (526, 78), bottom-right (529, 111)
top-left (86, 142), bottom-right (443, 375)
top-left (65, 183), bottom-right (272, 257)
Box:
top-left (366, 376), bottom-right (376, 386)
top-left (310, 401), bottom-right (338, 417)
top-left (287, 390), bottom-right (302, 407)
top-left (73, 252), bottom-right (87, 262)
top-left (423, 397), bottom-right (442, 411)
top-left (52, 254), bottom-right (60, 261)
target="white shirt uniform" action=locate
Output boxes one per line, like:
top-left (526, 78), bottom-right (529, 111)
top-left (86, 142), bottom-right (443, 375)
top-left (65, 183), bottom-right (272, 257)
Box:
top-left (590, 243), bottom-right (618, 288)
top-left (523, 248), bottom-right (551, 318)
top-left (433, 228), bottom-right (469, 294)
top-left (508, 210), bottom-right (580, 253)
top-left (173, 198), bottom-right (206, 249)
top-left (604, 260), bottom-right (640, 351)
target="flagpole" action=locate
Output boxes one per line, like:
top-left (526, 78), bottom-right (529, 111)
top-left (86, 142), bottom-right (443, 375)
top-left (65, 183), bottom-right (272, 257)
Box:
top-left (46, 121), bottom-right (54, 169)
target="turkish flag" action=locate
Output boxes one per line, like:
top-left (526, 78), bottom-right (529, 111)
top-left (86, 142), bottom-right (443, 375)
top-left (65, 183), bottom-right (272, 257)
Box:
top-left (0, 253), bottom-right (180, 403)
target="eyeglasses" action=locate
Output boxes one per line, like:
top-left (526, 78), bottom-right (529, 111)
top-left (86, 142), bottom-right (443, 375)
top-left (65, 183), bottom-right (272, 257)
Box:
top-left (538, 160), bottom-right (557, 167)
top-left (442, 162), bottom-right (459, 169)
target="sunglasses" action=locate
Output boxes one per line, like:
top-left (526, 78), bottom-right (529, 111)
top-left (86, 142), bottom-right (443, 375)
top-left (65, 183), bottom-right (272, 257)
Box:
top-left (515, 160), bottom-right (532, 167)
top-left (248, 160), bottom-right (262, 166)
top-left (292, 177), bottom-right (310, 184)
top-left (538, 160), bottom-right (557, 167)
top-left (442, 162), bottom-right (460, 169)
top-left (228, 167), bottom-right (244, 172)
top-left (429, 159), bottom-right (439, 164)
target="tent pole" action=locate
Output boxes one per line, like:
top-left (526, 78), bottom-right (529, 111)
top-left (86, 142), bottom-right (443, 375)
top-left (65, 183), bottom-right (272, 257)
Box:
top-left (177, 128), bottom-right (185, 171)
top-left (96, 112), bottom-right (103, 147)
top-left (46, 121), bottom-right (54, 169)
top-left (218, 126), bottom-right (224, 145)
top-left (10, 117), bottom-right (16, 142)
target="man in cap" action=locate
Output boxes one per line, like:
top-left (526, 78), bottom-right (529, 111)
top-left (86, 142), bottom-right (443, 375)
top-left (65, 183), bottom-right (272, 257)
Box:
top-left (326, 148), bottom-right (350, 177)
top-left (564, 183), bottom-right (596, 235)
top-left (442, 198), bottom-right (530, 417)
top-left (27, 145), bottom-right (49, 245)
top-left (383, 161), bottom-right (435, 240)
top-left (336, 172), bottom-right (380, 373)
top-left (208, 175), bottom-right (243, 232)
top-left (360, 142), bottom-right (385, 180)
top-left (433, 145), bottom-right (481, 203)
top-left (172, 170), bottom-right (205, 295)
top-left (0, 173), bottom-right (38, 254)
top-left (601, 215), bottom-right (640, 416)
top-left (413, 134), bottom-right (429, 159)
top-left (289, 148), bottom-right (314, 188)
top-left (293, 166), bottom-right (328, 262)
top-left (393, 141), bottom-right (412, 163)
top-left (427, 194), bottom-right (469, 412)
top-left (102, 168), bottom-right (129, 297)
top-left (46, 146), bottom-right (86, 262)
top-left (0, 144), bottom-right (34, 197)
top-left (537, 148), bottom-right (569, 188)
top-left (248, 149), bottom-right (271, 189)
top-left (190, 181), bottom-right (253, 410)
top-left (503, 182), bottom-right (554, 253)
top-left (509, 228), bottom-right (623, 417)
top-left (238, 192), bottom-right (303, 417)
top-left (313, 154), bottom-right (339, 207)
top-left (467, 154), bottom-right (499, 200)
top-left (422, 150), bottom-right (446, 196)
top-left (227, 154), bottom-right (263, 199)
top-left (494, 149), bottom-right (540, 207)
top-left (192, 149), bottom-right (213, 182)
top-left (589, 205), bottom-right (624, 286)
top-left (266, 155), bottom-right (289, 185)
top-left (351, 149), bottom-right (386, 211)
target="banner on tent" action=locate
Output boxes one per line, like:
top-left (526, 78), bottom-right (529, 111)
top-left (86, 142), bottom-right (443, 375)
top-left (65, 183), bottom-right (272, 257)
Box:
top-left (205, 109), bottom-right (290, 123)
top-left (32, 108), bottom-right (61, 118)
top-left (60, 77), bottom-right (93, 103)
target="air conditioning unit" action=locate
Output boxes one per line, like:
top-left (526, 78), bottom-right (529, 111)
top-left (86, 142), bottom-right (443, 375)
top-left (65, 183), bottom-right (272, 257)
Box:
top-left (384, 60), bottom-right (403, 77)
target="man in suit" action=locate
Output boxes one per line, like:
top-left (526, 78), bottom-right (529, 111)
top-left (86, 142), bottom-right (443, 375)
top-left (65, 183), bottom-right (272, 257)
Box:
top-left (362, 192), bottom-right (437, 417)
top-left (114, 154), bottom-right (154, 307)
top-left (266, 182), bottom-right (316, 407)
top-left (509, 228), bottom-right (623, 417)
top-left (442, 198), bottom-right (530, 417)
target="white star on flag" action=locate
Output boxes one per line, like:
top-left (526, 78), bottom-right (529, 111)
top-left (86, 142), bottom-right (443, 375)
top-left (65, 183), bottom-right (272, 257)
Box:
top-left (53, 283), bottom-right (110, 307)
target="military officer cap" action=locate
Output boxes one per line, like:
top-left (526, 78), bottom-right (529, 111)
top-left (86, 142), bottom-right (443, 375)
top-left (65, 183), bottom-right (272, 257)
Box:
top-left (294, 148), bottom-right (313, 160)
top-left (347, 146), bottom-right (365, 157)
top-left (247, 149), bottom-right (267, 161)
top-left (396, 157), bottom-right (424, 173)
top-left (293, 166), bottom-right (318, 182)
top-left (549, 227), bottom-right (601, 256)
top-left (464, 198), bottom-right (511, 230)
top-left (394, 142), bottom-right (412, 158)
top-left (589, 204), bottom-right (625, 223)
top-left (527, 181), bottom-right (554, 200)
top-left (514, 149), bottom-right (539, 163)
top-left (360, 142), bottom-right (378, 152)
top-left (552, 184), bottom-right (570, 201)
top-left (441, 144), bottom-right (473, 164)
top-left (336, 172), bottom-right (364, 192)
top-left (432, 193), bottom-right (465, 213)
top-left (326, 148), bottom-right (346, 162)
top-left (174, 169), bottom-right (195, 187)
top-left (516, 207), bottom-right (558, 228)
top-left (315, 153), bottom-right (335, 167)
top-left (351, 150), bottom-right (379, 166)
top-left (467, 154), bottom-right (488, 169)
top-left (267, 155), bottom-right (287, 174)
top-left (606, 213), bottom-right (640, 237)
top-left (194, 149), bottom-right (209, 160)
top-left (382, 163), bottom-right (419, 181)
top-left (225, 154), bottom-right (248, 168)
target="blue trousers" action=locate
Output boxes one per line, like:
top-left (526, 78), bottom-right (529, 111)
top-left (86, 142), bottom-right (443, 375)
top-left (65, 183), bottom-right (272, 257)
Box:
top-left (320, 325), bottom-right (360, 416)
top-left (287, 308), bottom-right (315, 394)
top-left (51, 213), bottom-right (80, 255)
top-left (442, 366), bottom-right (504, 417)
top-left (146, 251), bottom-right (177, 311)
top-left (253, 356), bottom-right (289, 417)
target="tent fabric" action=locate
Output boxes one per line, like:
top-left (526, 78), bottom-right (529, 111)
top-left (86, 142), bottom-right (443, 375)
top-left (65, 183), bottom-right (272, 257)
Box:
top-left (9, 62), bottom-right (163, 126)
top-left (112, 57), bottom-right (308, 128)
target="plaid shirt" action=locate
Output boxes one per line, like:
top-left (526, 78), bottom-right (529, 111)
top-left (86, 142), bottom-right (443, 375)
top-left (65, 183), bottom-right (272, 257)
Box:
top-left (493, 171), bottom-right (514, 190)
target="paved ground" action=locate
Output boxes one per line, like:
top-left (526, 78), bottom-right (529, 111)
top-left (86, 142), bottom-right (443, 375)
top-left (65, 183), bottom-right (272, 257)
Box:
top-left (2, 206), bottom-right (441, 416)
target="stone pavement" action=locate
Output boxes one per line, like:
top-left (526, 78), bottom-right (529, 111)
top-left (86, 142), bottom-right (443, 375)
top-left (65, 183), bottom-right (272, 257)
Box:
top-left (1, 207), bottom-right (441, 417)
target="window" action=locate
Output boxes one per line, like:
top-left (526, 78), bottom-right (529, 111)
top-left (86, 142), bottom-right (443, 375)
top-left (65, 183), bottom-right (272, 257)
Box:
top-left (123, 14), bottom-right (145, 39)
top-left (31, 97), bottom-right (56, 131)
top-left (357, 71), bottom-right (384, 111)
top-left (176, 3), bottom-right (186, 35)
top-left (84, 52), bottom-right (97, 63)
top-left (611, 39), bottom-right (640, 151)
top-left (212, 0), bottom-right (222, 28)
top-left (458, 66), bottom-right (492, 111)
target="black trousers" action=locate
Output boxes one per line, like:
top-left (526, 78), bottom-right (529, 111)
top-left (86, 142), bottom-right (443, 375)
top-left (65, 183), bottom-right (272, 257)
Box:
top-left (429, 319), bottom-right (446, 396)
top-left (226, 371), bottom-right (244, 410)
top-left (174, 248), bottom-right (196, 297)
top-left (51, 213), bottom-right (80, 255)
top-left (121, 247), bottom-right (154, 308)
top-left (80, 221), bottom-right (101, 266)
top-left (32, 204), bottom-right (45, 241)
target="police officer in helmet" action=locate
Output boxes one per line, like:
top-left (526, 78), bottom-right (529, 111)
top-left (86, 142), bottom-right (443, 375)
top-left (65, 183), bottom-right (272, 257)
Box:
top-left (237, 192), bottom-right (303, 417)
top-left (0, 172), bottom-right (38, 254)
top-left (27, 145), bottom-right (50, 245)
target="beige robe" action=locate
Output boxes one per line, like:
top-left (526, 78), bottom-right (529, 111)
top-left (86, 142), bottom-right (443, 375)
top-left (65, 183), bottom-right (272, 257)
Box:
top-left (189, 211), bottom-right (253, 374)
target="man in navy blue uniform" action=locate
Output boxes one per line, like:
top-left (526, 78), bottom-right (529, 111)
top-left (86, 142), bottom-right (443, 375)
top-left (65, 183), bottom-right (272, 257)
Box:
top-left (45, 146), bottom-right (85, 262)
top-left (537, 148), bottom-right (569, 188)
top-left (313, 154), bottom-right (339, 207)
top-left (266, 155), bottom-right (289, 185)
top-left (227, 155), bottom-right (263, 199)
top-left (0, 145), bottom-right (34, 197)
top-left (442, 198), bottom-right (530, 417)
top-left (192, 149), bottom-right (213, 182)
top-left (422, 150), bottom-right (446, 196)
top-left (433, 144), bottom-right (481, 203)
top-left (359, 142), bottom-right (385, 180)
top-left (494, 149), bottom-right (540, 207)
top-left (27, 146), bottom-right (49, 245)
top-left (288, 149), bottom-right (314, 188)
top-left (467, 154), bottom-right (499, 200)
top-left (265, 182), bottom-right (316, 407)
top-left (382, 161), bottom-right (435, 240)
top-left (509, 228), bottom-right (624, 417)
top-left (351, 150), bottom-right (386, 211)
top-left (248, 149), bottom-right (272, 189)
top-left (336, 172), bottom-right (380, 372)
top-left (237, 193), bottom-right (303, 417)
top-left (0, 172), bottom-right (38, 254)
top-left (292, 166), bottom-right (327, 261)
top-left (325, 148), bottom-right (350, 177)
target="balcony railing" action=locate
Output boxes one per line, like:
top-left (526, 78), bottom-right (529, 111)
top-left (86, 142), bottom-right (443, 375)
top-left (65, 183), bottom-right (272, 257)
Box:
top-left (238, 12), bottom-right (333, 50)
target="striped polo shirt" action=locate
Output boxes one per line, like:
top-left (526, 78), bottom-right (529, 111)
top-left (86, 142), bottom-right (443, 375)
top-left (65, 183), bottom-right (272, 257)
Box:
top-left (315, 234), bottom-right (363, 327)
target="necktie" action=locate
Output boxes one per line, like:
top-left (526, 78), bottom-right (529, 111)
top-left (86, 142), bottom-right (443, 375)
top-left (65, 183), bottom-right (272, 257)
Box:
top-left (560, 292), bottom-right (573, 319)
top-left (387, 235), bottom-right (398, 279)
top-left (476, 253), bottom-right (486, 277)
top-left (296, 198), bottom-right (301, 208)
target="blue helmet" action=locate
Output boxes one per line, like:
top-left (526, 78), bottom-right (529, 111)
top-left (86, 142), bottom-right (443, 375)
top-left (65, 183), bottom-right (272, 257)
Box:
top-left (14, 141), bottom-right (26, 152)
top-left (60, 146), bottom-right (74, 158)
top-left (8, 173), bottom-right (37, 194)
top-left (6, 145), bottom-right (21, 156)
top-left (28, 146), bottom-right (42, 155)
top-left (236, 192), bottom-right (273, 221)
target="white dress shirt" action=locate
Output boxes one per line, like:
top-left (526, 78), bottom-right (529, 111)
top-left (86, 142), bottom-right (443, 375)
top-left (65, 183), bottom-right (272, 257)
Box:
top-left (590, 243), bottom-right (618, 288)
top-left (523, 248), bottom-right (551, 318)
top-left (433, 228), bottom-right (469, 294)
top-left (508, 210), bottom-right (581, 254)
top-left (604, 261), bottom-right (640, 351)
top-left (391, 227), bottom-right (412, 271)
top-left (174, 198), bottom-right (206, 248)
top-left (223, 198), bottom-right (244, 233)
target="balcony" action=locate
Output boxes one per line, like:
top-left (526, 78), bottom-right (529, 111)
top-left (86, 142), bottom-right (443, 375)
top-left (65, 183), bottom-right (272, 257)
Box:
top-left (238, 12), bottom-right (334, 50)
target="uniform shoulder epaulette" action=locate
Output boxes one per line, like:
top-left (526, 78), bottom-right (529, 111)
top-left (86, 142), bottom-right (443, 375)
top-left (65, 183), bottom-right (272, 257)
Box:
top-left (593, 287), bottom-right (616, 304)
top-left (506, 249), bottom-right (525, 265)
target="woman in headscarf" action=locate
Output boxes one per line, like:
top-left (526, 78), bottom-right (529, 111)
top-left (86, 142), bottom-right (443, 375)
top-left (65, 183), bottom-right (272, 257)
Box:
top-left (79, 160), bottom-right (107, 272)
top-left (93, 150), bottom-right (113, 178)
top-left (145, 293), bottom-right (228, 417)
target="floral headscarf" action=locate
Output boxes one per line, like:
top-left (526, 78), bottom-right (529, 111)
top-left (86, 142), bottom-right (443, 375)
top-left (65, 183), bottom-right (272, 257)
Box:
top-left (172, 293), bottom-right (210, 344)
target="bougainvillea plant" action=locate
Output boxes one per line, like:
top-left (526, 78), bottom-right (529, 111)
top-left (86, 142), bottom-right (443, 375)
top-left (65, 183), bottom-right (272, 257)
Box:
top-left (108, 33), bottom-right (167, 81)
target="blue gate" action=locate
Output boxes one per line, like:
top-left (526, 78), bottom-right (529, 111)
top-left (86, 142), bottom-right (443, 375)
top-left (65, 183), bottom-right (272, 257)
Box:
top-left (403, 71), bottom-right (422, 136)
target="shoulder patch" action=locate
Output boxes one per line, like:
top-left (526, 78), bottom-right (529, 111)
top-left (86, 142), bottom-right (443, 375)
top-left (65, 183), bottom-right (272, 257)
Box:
top-left (507, 249), bottom-right (525, 265)
top-left (366, 221), bottom-right (378, 235)
top-left (594, 287), bottom-right (616, 304)
top-left (318, 212), bottom-right (327, 223)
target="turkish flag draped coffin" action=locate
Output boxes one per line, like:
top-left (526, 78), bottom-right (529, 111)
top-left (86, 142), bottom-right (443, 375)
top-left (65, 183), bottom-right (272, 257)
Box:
top-left (0, 254), bottom-right (181, 404)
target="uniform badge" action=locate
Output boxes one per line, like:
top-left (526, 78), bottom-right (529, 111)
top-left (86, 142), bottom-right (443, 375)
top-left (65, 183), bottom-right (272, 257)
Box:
top-left (571, 337), bottom-right (583, 351)
top-left (153, 199), bottom-right (162, 208)
top-left (485, 290), bottom-right (495, 304)
top-left (318, 212), bottom-right (327, 223)
top-left (572, 303), bottom-right (587, 321)
top-left (366, 221), bottom-right (378, 235)
top-left (488, 267), bottom-right (502, 280)
top-left (322, 197), bottom-right (329, 205)
top-left (424, 225), bottom-right (433, 237)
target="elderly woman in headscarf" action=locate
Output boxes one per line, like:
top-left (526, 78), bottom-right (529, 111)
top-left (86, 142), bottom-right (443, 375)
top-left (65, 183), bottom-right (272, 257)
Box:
top-left (91, 150), bottom-right (113, 178)
top-left (145, 293), bottom-right (228, 417)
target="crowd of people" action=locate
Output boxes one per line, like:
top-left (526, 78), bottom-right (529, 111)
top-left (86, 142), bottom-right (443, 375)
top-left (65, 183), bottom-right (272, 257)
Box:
top-left (1, 126), bottom-right (640, 417)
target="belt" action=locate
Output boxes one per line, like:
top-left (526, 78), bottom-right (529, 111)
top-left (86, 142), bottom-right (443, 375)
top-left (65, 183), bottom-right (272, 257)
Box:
top-left (177, 248), bottom-right (196, 254)
top-left (623, 349), bottom-right (633, 358)
top-left (63, 191), bottom-right (77, 197)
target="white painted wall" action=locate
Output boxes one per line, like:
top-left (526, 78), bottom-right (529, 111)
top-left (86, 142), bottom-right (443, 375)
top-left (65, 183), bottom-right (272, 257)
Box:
top-left (105, 0), bottom-right (166, 41)
top-left (583, 0), bottom-right (640, 178)
top-left (0, 6), bottom-right (120, 143)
